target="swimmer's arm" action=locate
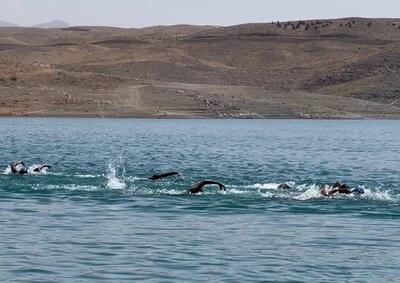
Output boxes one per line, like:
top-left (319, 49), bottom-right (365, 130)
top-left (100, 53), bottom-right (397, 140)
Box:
top-left (187, 181), bottom-right (226, 194)
top-left (12, 161), bottom-right (25, 167)
top-left (328, 188), bottom-right (352, 195)
top-left (197, 180), bottom-right (226, 191)
top-left (162, 172), bottom-right (180, 178)
top-left (149, 171), bottom-right (180, 181)
top-left (40, 164), bottom-right (51, 170)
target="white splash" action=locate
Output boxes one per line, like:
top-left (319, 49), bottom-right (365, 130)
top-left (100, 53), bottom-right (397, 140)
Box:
top-left (106, 160), bottom-right (126, 190)
top-left (292, 184), bottom-right (329, 201)
top-left (294, 186), bottom-right (323, 201)
top-left (362, 188), bottom-right (398, 202)
top-left (3, 165), bottom-right (11, 175)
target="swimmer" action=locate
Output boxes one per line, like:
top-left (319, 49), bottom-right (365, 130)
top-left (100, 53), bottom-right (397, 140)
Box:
top-left (187, 180), bottom-right (226, 194)
top-left (32, 164), bottom-right (51, 173)
top-left (278, 182), bottom-right (294, 190)
top-left (320, 182), bottom-right (365, 196)
top-left (10, 161), bottom-right (28, 175)
top-left (149, 171), bottom-right (182, 181)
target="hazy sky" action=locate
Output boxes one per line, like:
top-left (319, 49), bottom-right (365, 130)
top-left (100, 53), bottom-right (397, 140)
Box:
top-left (1, 0), bottom-right (400, 27)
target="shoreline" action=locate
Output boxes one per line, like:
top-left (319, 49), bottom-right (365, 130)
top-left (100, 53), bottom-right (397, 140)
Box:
top-left (0, 114), bottom-right (399, 120)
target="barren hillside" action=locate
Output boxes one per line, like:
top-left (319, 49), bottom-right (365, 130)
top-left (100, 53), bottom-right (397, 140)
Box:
top-left (1, 18), bottom-right (400, 118)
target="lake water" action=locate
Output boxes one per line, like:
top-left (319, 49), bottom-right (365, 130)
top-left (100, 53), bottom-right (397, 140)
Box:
top-left (0, 118), bottom-right (399, 282)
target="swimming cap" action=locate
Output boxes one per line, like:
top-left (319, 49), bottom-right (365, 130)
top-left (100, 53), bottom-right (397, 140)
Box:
top-left (352, 186), bottom-right (365, 195)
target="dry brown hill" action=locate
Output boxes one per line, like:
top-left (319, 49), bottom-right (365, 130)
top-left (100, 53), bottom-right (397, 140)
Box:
top-left (1, 18), bottom-right (400, 118)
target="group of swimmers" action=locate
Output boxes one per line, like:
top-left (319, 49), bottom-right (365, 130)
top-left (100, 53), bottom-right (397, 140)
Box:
top-left (149, 171), bottom-right (226, 194)
top-left (9, 161), bottom-right (51, 175)
top-left (7, 163), bottom-right (226, 194)
top-left (149, 172), bottom-right (365, 196)
top-left (6, 163), bottom-right (364, 196)
top-left (279, 181), bottom-right (365, 196)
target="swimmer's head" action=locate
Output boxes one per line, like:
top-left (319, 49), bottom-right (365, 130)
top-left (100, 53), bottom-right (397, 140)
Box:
top-left (352, 186), bottom-right (365, 195)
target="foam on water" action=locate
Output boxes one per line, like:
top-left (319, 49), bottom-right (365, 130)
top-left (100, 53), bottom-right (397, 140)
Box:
top-left (3, 165), bottom-right (11, 175)
top-left (360, 188), bottom-right (399, 203)
top-left (48, 172), bottom-right (101, 178)
top-left (128, 187), bottom-right (184, 196)
top-left (246, 183), bottom-right (280, 190)
top-left (244, 181), bottom-right (296, 190)
top-left (125, 176), bottom-right (147, 182)
top-left (32, 184), bottom-right (101, 192)
top-left (294, 185), bottom-right (326, 201)
top-left (292, 185), bottom-right (399, 202)
top-left (259, 191), bottom-right (276, 198)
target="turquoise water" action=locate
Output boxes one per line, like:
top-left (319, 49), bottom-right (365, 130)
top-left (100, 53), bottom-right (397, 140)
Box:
top-left (0, 118), bottom-right (399, 282)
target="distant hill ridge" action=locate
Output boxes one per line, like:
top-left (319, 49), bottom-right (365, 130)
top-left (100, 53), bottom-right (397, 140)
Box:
top-left (0, 21), bottom-right (18, 27)
top-left (33, 20), bottom-right (69, 29)
top-left (1, 17), bottom-right (400, 118)
top-left (0, 20), bottom-right (69, 28)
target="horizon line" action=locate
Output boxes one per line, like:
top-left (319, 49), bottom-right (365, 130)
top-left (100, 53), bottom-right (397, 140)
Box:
top-left (3, 16), bottom-right (400, 29)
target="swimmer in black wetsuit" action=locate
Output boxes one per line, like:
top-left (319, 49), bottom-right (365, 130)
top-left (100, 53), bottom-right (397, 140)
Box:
top-left (10, 161), bottom-right (28, 175)
top-left (320, 182), bottom-right (365, 196)
top-left (187, 180), bottom-right (226, 194)
top-left (32, 164), bottom-right (51, 173)
top-left (149, 171), bottom-right (181, 181)
top-left (278, 182), bottom-right (294, 190)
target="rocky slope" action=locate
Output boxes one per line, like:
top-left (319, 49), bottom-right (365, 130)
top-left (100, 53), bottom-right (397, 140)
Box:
top-left (1, 18), bottom-right (400, 118)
